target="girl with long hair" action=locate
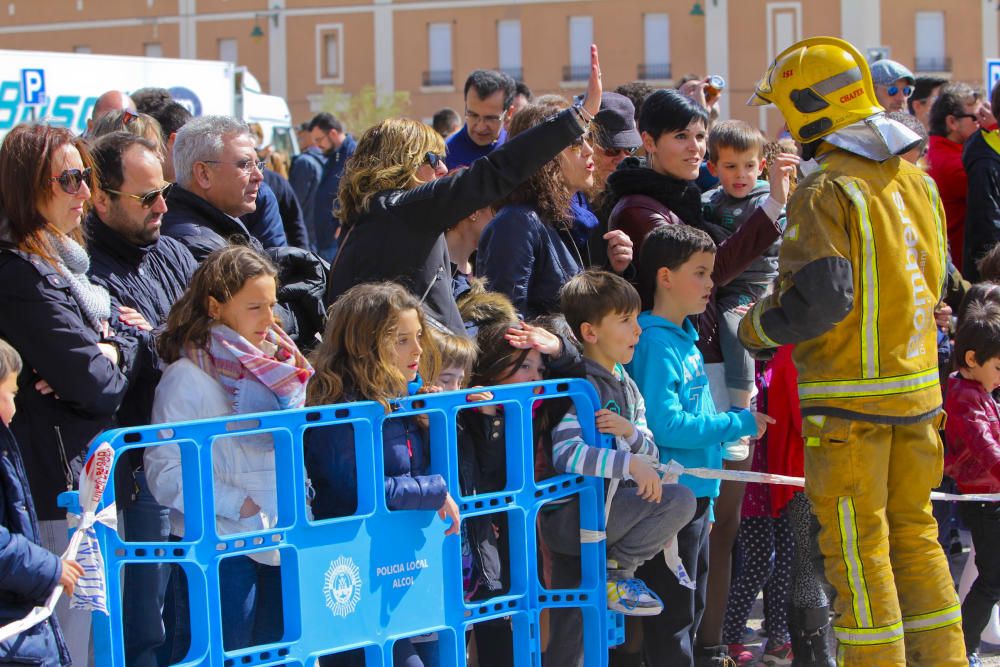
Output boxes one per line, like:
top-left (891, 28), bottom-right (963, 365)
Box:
top-left (306, 282), bottom-right (455, 667)
top-left (145, 245), bottom-right (313, 651)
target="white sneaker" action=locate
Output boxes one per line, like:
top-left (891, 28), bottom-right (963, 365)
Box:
top-left (607, 578), bottom-right (663, 616)
top-left (723, 436), bottom-right (751, 462)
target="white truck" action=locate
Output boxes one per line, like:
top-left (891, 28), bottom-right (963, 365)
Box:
top-left (0, 49), bottom-right (296, 155)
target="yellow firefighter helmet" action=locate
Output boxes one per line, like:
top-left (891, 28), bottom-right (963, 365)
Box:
top-left (748, 36), bottom-right (883, 143)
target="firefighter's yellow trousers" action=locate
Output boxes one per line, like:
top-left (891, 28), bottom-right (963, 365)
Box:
top-left (803, 416), bottom-right (966, 666)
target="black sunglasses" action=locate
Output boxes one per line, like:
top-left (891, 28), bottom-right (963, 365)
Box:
top-left (103, 182), bottom-right (173, 208)
top-left (50, 168), bottom-right (92, 195)
top-left (424, 152), bottom-right (445, 169)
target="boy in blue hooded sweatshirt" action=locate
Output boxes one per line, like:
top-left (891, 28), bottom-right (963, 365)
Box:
top-left (627, 224), bottom-right (773, 667)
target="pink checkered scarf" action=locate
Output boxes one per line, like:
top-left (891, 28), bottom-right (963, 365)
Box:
top-left (186, 323), bottom-right (314, 411)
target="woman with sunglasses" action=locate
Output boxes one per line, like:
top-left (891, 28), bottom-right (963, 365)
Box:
top-left (477, 98), bottom-right (633, 319)
top-left (326, 46), bottom-right (604, 336)
top-left (0, 123), bottom-right (142, 665)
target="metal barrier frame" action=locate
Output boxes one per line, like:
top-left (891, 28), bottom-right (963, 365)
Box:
top-left (68, 379), bottom-right (622, 666)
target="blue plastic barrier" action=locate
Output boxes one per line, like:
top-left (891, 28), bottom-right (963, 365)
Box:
top-left (68, 379), bottom-right (623, 666)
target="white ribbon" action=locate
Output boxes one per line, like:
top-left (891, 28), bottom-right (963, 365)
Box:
top-left (649, 456), bottom-right (1000, 502)
top-left (0, 443), bottom-right (116, 644)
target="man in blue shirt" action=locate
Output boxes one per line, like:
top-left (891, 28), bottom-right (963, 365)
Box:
top-left (308, 112), bottom-right (356, 262)
top-left (445, 70), bottom-right (516, 168)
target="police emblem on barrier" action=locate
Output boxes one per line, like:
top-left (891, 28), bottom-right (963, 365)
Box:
top-left (324, 556), bottom-right (362, 617)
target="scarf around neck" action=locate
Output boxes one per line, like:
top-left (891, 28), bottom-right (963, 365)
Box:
top-left (186, 323), bottom-right (314, 411)
top-left (604, 159), bottom-right (729, 245)
top-left (45, 230), bottom-right (110, 333)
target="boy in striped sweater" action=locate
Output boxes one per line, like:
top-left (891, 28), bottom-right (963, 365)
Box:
top-left (542, 269), bottom-right (696, 631)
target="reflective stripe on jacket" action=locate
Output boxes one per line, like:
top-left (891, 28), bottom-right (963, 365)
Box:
top-left (740, 145), bottom-right (945, 423)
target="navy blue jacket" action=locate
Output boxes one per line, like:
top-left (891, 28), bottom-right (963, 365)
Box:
top-left (161, 184), bottom-right (265, 262)
top-left (86, 213), bottom-right (197, 426)
top-left (477, 204), bottom-right (585, 320)
top-left (313, 135), bottom-right (357, 254)
top-left (240, 181), bottom-right (288, 249)
top-left (445, 125), bottom-right (507, 168)
top-left (0, 424), bottom-right (69, 666)
top-left (262, 169), bottom-right (309, 250)
top-left (0, 245), bottom-right (141, 520)
top-left (289, 148), bottom-right (325, 251)
top-left (305, 404), bottom-right (447, 520)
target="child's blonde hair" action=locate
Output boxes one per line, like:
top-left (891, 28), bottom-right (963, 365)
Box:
top-left (308, 283), bottom-right (440, 409)
top-left (157, 245), bottom-right (279, 363)
top-left (433, 330), bottom-right (477, 383)
top-left (0, 338), bottom-right (23, 379)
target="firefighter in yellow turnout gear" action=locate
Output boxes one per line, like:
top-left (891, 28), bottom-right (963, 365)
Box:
top-left (739, 37), bottom-right (966, 666)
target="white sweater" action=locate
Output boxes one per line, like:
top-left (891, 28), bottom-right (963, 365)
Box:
top-left (144, 358), bottom-right (280, 565)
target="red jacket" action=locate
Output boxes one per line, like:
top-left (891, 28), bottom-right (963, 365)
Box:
top-left (763, 345), bottom-right (804, 515)
top-left (926, 135), bottom-right (968, 269)
top-left (944, 373), bottom-right (1000, 493)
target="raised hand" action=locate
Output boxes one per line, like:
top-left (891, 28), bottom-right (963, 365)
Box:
top-left (581, 45), bottom-right (603, 118)
top-left (767, 152), bottom-right (801, 205)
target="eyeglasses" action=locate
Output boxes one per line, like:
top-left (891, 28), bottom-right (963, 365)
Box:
top-left (103, 182), bottom-right (173, 208)
top-left (202, 158), bottom-right (265, 174)
top-left (600, 146), bottom-right (638, 158)
top-left (50, 168), bottom-right (92, 195)
top-left (953, 113), bottom-right (980, 122)
top-left (885, 85), bottom-right (914, 98)
top-left (465, 109), bottom-right (505, 126)
top-left (424, 152), bottom-right (446, 170)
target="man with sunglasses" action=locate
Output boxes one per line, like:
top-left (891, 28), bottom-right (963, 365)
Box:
top-left (926, 82), bottom-right (986, 271)
top-left (85, 130), bottom-right (198, 667)
top-left (581, 93), bottom-right (641, 268)
top-left (870, 59), bottom-right (916, 114)
top-left (445, 69), bottom-right (516, 168)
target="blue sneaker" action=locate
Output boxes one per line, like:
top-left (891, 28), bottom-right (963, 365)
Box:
top-left (607, 578), bottom-right (663, 616)
top-left (968, 653), bottom-right (982, 667)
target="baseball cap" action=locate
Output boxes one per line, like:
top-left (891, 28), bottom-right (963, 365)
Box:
top-left (593, 93), bottom-right (642, 149)
top-left (869, 59), bottom-right (915, 87)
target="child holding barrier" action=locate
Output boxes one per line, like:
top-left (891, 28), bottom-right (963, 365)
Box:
top-left (146, 245), bottom-right (314, 651)
top-left (0, 338), bottom-right (83, 666)
top-left (305, 282), bottom-right (460, 667)
top-left (536, 269), bottom-right (697, 667)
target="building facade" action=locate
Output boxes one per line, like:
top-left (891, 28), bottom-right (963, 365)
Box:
top-left (0, 0), bottom-right (997, 137)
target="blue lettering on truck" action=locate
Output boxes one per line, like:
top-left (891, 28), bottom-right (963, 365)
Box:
top-left (0, 79), bottom-right (95, 132)
top-left (0, 75), bottom-right (204, 133)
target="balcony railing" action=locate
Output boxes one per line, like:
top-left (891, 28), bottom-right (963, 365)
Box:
top-left (422, 70), bottom-right (453, 86)
top-left (914, 56), bottom-right (952, 72)
top-left (638, 63), bottom-right (672, 81)
top-left (562, 64), bottom-right (590, 82)
top-left (500, 67), bottom-right (523, 82)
